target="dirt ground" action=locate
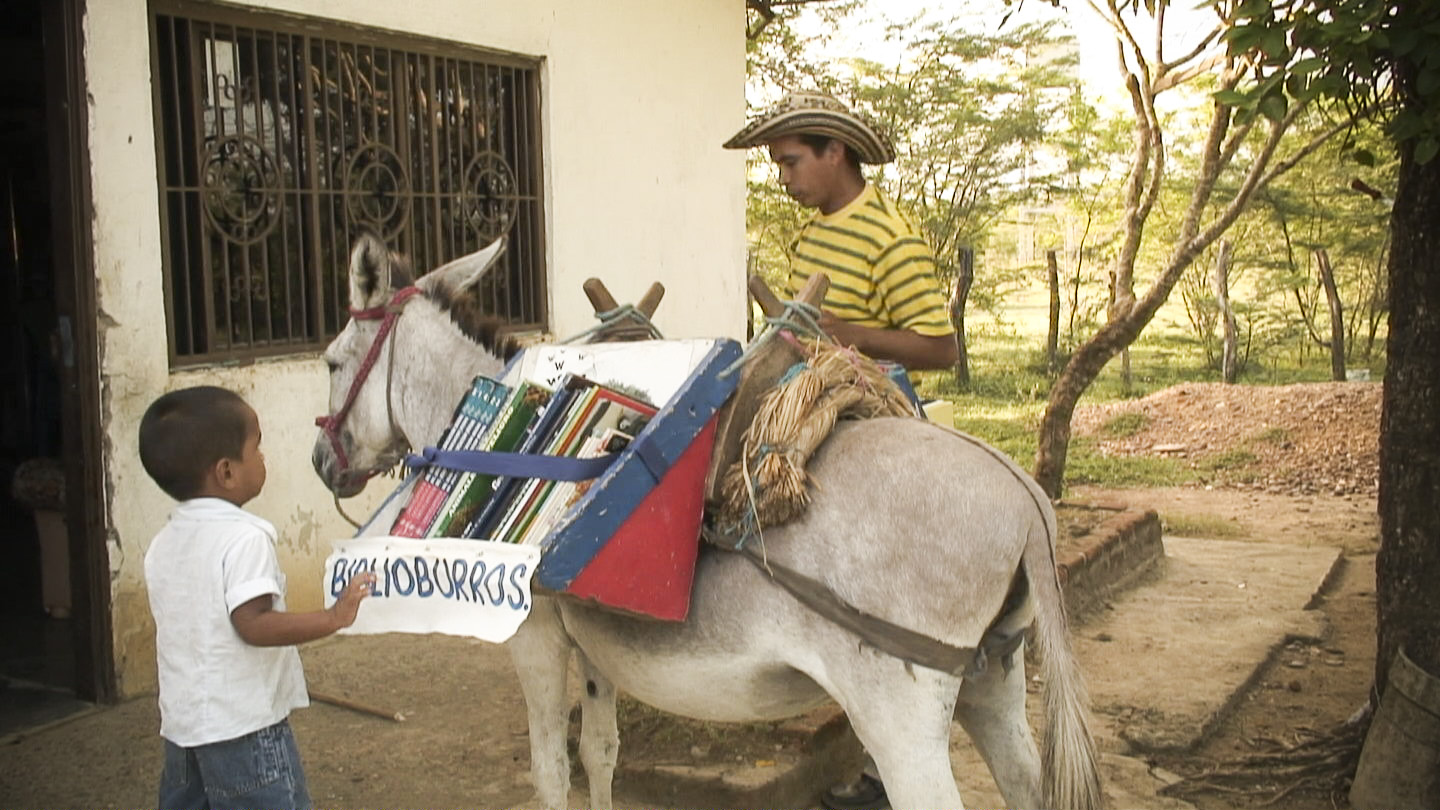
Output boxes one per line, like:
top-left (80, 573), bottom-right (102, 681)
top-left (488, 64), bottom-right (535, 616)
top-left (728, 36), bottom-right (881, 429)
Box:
top-left (0, 382), bottom-right (1383, 810)
top-left (1068, 380), bottom-right (1383, 809)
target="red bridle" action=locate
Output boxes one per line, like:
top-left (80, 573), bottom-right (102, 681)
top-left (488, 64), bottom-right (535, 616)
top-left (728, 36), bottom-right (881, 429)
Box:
top-left (315, 285), bottom-right (422, 484)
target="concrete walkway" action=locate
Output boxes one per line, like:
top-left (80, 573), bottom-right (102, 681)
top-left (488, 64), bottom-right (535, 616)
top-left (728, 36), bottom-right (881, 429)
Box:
top-left (946, 535), bottom-right (1340, 810)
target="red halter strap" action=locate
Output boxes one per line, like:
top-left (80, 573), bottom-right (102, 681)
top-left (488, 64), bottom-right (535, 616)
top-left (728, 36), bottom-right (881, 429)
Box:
top-left (315, 285), bottom-right (422, 482)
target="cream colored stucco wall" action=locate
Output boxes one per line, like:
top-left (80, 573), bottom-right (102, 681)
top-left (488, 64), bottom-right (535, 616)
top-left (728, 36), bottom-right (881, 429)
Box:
top-left (85, 0), bottom-right (747, 696)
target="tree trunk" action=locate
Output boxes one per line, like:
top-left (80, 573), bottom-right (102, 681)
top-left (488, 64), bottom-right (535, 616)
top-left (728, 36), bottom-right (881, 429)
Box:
top-left (1035, 314), bottom-right (1150, 497)
top-left (1213, 240), bottom-right (1238, 383)
top-left (948, 245), bottom-right (974, 385)
top-left (1046, 250), bottom-right (1060, 374)
top-left (1315, 248), bottom-right (1346, 381)
top-left (1375, 137), bottom-right (1440, 702)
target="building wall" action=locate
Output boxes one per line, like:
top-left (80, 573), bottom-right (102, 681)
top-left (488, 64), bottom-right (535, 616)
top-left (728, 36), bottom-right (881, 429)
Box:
top-left (85, 0), bottom-right (747, 696)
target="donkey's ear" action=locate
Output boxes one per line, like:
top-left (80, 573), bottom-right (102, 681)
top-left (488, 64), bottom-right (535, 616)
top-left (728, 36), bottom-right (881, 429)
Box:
top-left (419, 236), bottom-right (507, 297)
top-left (347, 231), bottom-right (398, 310)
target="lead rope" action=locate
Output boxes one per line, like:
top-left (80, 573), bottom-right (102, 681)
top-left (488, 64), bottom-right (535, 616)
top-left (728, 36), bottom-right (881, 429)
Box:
top-left (332, 490), bottom-right (365, 530)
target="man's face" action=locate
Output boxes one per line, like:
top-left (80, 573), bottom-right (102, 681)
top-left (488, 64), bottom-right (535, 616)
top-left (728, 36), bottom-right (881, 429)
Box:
top-left (767, 135), bottom-right (841, 210)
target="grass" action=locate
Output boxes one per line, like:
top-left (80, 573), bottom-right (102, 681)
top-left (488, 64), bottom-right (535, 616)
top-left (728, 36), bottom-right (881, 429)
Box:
top-left (1255, 426), bottom-right (1293, 444)
top-left (911, 316), bottom-right (1363, 492)
top-left (1162, 511), bottom-right (1248, 539)
top-left (1102, 412), bottom-right (1148, 438)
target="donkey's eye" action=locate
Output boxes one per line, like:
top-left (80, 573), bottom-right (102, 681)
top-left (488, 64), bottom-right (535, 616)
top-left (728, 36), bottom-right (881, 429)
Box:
top-left (326, 360), bottom-right (340, 373)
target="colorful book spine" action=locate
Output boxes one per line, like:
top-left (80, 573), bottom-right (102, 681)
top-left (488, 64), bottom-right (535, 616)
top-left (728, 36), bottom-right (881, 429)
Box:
top-left (516, 428), bottom-right (631, 547)
top-left (500, 381), bottom-right (656, 545)
top-left (389, 376), bottom-right (510, 537)
top-left (426, 381), bottom-right (549, 537)
top-left (461, 379), bottom-right (582, 540)
top-left (487, 384), bottom-right (606, 543)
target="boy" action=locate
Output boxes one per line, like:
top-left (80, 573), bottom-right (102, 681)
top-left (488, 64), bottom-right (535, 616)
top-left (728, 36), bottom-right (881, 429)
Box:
top-left (139, 386), bottom-right (375, 810)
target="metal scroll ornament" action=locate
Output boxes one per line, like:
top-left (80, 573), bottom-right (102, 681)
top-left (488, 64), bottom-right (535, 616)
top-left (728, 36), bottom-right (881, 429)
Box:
top-left (202, 135), bottom-right (283, 245)
top-left (460, 150), bottom-right (518, 241)
top-left (345, 141), bottom-right (411, 238)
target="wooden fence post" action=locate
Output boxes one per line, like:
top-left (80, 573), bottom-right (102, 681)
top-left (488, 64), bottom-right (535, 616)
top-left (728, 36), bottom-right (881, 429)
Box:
top-left (1213, 240), bottom-right (1238, 383)
top-left (948, 245), bottom-right (974, 385)
top-left (1046, 250), bottom-right (1060, 375)
top-left (1314, 248), bottom-right (1346, 381)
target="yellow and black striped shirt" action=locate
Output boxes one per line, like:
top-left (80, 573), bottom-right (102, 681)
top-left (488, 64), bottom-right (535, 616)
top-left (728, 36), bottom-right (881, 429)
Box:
top-left (786, 184), bottom-right (953, 337)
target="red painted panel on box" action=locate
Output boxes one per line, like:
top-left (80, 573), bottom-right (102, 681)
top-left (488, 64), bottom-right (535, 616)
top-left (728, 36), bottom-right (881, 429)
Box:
top-left (563, 418), bottom-right (716, 621)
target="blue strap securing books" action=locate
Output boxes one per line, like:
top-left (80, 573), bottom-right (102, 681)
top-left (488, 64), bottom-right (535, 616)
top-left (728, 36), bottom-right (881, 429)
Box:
top-left (405, 446), bottom-right (620, 482)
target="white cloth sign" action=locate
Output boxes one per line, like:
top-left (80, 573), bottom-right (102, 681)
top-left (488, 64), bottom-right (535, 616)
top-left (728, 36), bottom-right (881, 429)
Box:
top-left (323, 537), bottom-right (541, 643)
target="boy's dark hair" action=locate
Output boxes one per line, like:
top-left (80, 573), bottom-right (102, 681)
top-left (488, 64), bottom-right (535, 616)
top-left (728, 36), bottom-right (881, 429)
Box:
top-left (138, 386), bottom-right (252, 501)
top-left (798, 133), bottom-right (862, 173)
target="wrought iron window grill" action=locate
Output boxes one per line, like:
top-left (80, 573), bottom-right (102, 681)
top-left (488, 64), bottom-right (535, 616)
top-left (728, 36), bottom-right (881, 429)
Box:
top-left (150, 1), bottom-right (546, 366)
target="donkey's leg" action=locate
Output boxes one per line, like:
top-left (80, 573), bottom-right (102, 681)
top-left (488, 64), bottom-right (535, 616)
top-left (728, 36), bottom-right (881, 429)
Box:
top-left (506, 598), bottom-right (575, 810)
top-left (575, 653), bottom-right (618, 810)
top-left (827, 661), bottom-right (966, 810)
top-left (953, 648), bottom-right (1043, 809)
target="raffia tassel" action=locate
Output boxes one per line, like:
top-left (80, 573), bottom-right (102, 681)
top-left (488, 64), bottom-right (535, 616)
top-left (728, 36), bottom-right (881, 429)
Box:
top-left (716, 338), bottom-right (921, 530)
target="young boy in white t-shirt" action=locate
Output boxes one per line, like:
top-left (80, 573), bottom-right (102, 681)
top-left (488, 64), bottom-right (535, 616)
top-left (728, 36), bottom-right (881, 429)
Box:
top-left (139, 386), bottom-right (375, 810)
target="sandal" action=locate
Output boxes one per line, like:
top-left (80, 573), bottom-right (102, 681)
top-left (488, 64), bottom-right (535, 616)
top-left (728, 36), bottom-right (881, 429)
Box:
top-left (821, 773), bottom-right (889, 810)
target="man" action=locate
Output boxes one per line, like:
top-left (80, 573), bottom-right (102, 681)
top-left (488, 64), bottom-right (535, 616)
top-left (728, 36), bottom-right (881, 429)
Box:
top-left (725, 91), bottom-right (958, 373)
top-left (724, 90), bottom-right (956, 810)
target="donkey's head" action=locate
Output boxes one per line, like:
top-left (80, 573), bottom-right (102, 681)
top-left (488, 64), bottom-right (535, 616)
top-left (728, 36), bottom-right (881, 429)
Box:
top-left (312, 232), bottom-right (515, 497)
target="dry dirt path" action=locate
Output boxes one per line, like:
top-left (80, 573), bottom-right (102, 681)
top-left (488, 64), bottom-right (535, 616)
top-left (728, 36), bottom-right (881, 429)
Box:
top-left (0, 486), bottom-right (1379, 810)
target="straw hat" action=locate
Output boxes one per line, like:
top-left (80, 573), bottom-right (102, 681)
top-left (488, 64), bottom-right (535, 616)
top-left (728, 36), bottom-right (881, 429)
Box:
top-left (723, 91), bottom-right (896, 164)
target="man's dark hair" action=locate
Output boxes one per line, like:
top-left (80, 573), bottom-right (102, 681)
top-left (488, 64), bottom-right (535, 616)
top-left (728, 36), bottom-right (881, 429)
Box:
top-left (798, 133), bottom-right (862, 173)
top-left (138, 386), bottom-right (252, 501)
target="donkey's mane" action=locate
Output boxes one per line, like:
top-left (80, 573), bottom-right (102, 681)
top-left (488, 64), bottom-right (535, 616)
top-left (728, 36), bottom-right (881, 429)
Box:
top-left (423, 277), bottom-right (524, 362)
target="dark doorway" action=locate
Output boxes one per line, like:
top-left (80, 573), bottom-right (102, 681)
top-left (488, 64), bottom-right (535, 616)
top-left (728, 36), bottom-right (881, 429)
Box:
top-left (0, 0), bottom-right (107, 734)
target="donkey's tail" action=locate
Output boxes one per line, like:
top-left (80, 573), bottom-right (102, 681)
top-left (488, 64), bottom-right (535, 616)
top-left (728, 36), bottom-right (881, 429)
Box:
top-left (1021, 498), bottom-right (1104, 810)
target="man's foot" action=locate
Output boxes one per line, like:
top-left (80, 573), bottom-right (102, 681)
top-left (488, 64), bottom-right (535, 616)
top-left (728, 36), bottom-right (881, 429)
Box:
top-left (821, 774), bottom-right (888, 810)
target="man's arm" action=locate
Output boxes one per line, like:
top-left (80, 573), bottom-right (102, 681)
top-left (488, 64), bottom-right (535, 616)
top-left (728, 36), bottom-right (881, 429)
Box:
top-left (820, 311), bottom-right (959, 370)
top-left (230, 573), bottom-right (375, 647)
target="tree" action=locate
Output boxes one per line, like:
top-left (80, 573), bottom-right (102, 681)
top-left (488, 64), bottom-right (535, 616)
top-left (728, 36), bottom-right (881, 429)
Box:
top-left (1225, 0), bottom-right (1440, 767)
top-left (1030, 0), bottom-right (1354, 496)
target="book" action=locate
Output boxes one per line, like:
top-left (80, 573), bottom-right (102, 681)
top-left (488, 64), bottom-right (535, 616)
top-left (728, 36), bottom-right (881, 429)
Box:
top-left (461, 378), bottom-right (589, 540)
top-left (499, 381), bottom-right (657, 545)
top-left (516, 427), bottom-right (634, 547)
top-left (424, 380), bottom-right (550, 537)
top-left (389, 376), bottom-right (510, 537)
top-left (495, 389), bottom-right (617, 544)
top-left (482, 386), bottom-right (600, 543)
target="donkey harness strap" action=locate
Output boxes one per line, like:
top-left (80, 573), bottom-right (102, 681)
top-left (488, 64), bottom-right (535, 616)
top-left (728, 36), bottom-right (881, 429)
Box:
top-left (708, 529), bottom-right (1023, 678)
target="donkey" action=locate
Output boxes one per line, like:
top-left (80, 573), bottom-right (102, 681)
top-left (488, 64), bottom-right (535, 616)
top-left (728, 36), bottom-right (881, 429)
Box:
top-left (313, 233), bottom-right (1103, 810)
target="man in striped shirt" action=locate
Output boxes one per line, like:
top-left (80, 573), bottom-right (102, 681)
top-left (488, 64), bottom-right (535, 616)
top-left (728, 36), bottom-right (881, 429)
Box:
top-left (725, 91), bottom-right (958, 810)
top-left (726, 92), bottom-right (958, 371)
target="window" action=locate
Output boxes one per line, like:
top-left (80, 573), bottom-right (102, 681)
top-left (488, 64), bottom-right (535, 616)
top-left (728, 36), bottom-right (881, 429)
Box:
top-left (150, 1), bottom-right (546, 366)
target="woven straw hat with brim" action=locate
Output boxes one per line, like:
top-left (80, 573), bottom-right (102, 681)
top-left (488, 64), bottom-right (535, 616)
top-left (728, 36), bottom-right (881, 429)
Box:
top-left (723, 91), bottom-right (896, 165)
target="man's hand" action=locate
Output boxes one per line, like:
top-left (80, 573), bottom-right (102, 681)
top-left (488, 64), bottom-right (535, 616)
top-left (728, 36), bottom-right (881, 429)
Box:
top-left (816, 309), bottom-right (959, 370)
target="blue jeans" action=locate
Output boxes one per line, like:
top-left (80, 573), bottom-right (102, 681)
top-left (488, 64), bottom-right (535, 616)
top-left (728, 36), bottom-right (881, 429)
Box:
top-left (158, 718), bottom-right (312, 810)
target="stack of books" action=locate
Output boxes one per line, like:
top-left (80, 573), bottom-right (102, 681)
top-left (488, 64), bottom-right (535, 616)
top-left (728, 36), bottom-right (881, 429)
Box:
top-left (389, 373), bottom-right (657, 545)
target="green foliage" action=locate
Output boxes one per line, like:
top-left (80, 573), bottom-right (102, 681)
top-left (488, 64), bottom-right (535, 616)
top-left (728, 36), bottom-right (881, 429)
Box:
top-left (1222, 0), bottom-right (1440, 161)
top-left (1172, 111), bottom-right (1394, 371)
top-left (741, 7), bottom-right (1081, 305)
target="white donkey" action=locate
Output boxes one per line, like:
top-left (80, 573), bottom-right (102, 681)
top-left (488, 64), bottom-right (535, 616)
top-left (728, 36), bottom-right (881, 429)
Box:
top-left (313, 233), bottom-right (1103, 810)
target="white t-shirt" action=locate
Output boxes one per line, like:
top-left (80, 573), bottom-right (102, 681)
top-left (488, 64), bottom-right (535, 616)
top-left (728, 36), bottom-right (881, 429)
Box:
top-left (144, 498), bottom-right (309, 747)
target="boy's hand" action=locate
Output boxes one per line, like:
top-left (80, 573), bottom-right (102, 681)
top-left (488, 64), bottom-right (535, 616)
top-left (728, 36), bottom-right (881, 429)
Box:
top-left (329, 573), bottom-right (377, 629)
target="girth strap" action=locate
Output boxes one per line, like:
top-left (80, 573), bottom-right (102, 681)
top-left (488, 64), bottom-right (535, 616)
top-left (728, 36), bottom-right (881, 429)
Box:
top-left (707, 528), bottom-right (1025, 679)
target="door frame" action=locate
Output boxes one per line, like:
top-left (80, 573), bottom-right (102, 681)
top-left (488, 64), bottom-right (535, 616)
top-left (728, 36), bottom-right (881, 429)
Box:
top-left (44, 0), bottom-right (115, 704)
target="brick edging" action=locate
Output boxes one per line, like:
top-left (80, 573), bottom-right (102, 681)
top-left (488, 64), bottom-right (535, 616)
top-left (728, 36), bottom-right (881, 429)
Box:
top-left (1056, 505), bottom-right (1165, 620)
